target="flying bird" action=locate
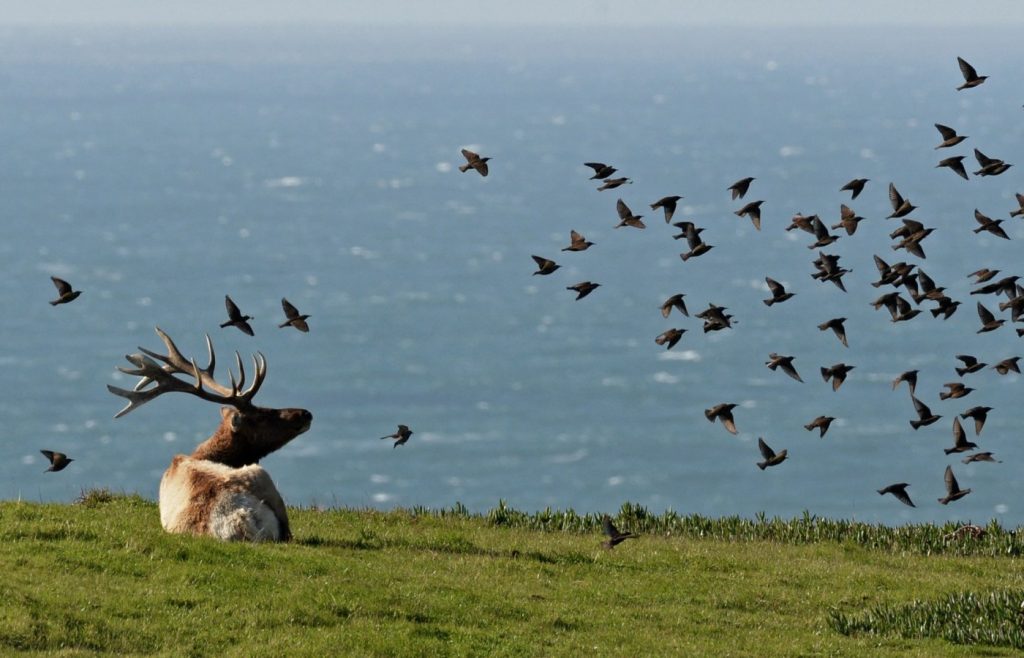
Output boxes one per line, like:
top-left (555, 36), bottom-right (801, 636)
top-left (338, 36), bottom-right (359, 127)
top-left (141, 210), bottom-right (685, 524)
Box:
top-left (832, 204), bottom-right (864, 236)
top-left (728, 176), bottom-right (755, 200)
top-left (756, 437), bottom-right (787, 470)
top-left (973, 209), bottom-right (1010, 240)
top-left (938, 465), bottom-right (971, 505)
top-left (584, 162), bottom-right (617, 180)
top-left (765, 353), bottom-right (803, 382)
top-left (650, 195), bottom-right (683, 223)
top-left (1010, 193), bottom-right (1024, 218)
top-left (601, 515), bottom-right (638, 549)
top-left (459, 148), bottom-right (490, 176)
top-left (804, 416), bottom-right (835, 438)
top-left (954, 354), bottom-right (986, 377)
top-left (614, 198), bottom-right (645, 229)
top-left (976, 301), bottom-right (1004, 333)
top-left (40, 450), bottom-right (73, 472)
top-left (960, 406), bottom-right (993, 435)
top-left (943, 417), bottom-right (977, 455)
top-left (936, 155), bottom-right (968, 180)
top-left (278, 298), bottom-right (310, 332)
top-left (992, 357), bottom-right (1020, 375)
top-left (909, 395), bottom-right (941, 429)
top-left (220, 295), bottom-right (254, 336)
top-left (561, 230), bottom-right (594, 252)
top-left (892, 369), bottom-right (918, 395)
top-left (763, 277), bottom-right (794, 306)
top-left (840, 178), bottom-right (869, 200)
top-left (660, 294), bottom-right (689, 318)
top-left (655, 328), bottom-right (686, 350)
top-left (735, 200), bottom-right (764, 230)
top-left (934, 123), bottom-right (967, 149)
top-left (887, 183), bottom-right (916, 219)
top-left (531, 255), bottom-right (561, 276)
top-left (567, 281), bottom-right (601, 300)
top-left (969, 268), bottom-right (1000, 284)
top-left (705, 403), bottom-right (738, 435)
top-left (962, 452), bottom-right (1001, 464)
top-left (597, 177), bottom-right (632, 191)
top-left (679, 222), bottom-right (713, 261)
top-left (939, 382), bottom-right (974, 400)
top-left (380, 424), bottom-right (413, 448)
top-left (49, 276), bottom-right (82, 306)
top-left (817, 317), bottom-right (848, 348)
top-left (820, 363), bottom-right (854, 391)
top-left (955, 56), bottom-right (987, 90)
top-left (878, 483), bottom-right (915, 507)
top-left (973, 148), bottom-right (1012, 177)
top-left (807, 215), bottom-right (839, 249)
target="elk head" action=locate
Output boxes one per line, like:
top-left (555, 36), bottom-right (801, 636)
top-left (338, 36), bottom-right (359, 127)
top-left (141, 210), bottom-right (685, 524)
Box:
top-left (107, 327), bottom-right (312, 466)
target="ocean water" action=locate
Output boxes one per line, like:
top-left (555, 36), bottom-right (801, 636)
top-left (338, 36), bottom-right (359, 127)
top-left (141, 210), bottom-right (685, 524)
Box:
top-left (2, 24), bottom-right (1023, 525)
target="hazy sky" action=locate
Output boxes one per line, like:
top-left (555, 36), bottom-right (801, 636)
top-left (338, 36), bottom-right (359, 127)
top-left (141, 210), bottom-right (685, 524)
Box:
top-left (5, 1), bottom-right (1024, 27)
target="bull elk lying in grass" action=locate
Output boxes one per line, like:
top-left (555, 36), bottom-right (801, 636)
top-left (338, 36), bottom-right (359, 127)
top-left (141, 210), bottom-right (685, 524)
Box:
top-left (108, 327), bottom-right (312, 541)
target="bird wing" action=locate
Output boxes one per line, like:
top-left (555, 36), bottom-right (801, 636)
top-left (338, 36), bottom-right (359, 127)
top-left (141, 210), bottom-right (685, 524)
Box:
top-left (952, 417), bottom-right (966, 446)
top-left (957, 56), bottom-right (978, 81)
top-left (976, 302), bottom-right (996, 324)
top-left (225, 295), bottom-right (242, 319)
top-left (765, 277), bottom-right (785, 297)
top-left (892, 487), bottom-right (915, 507)
top-left (757, 437), bottom-right (776, 460)
top-left (973, 209), bottom-right (992, 225)
top-left (974, 148), bottom-right (995, 167)
top-left (531, 255), bottom-right (551, 269)
top-left (601, 515), bottom-right (619, 538)
top-left (888, 183), bottom-right (904, 211)
top-left (956, 354), bottom-right (977, 367)
top-left (911, 395), bottom-right (932, 418)
top-left (934, 123), bottom-right (958, 141)
top-left (51, 276), bottom-right (72, 295)
top-left (569, 230), bottom-right (584, 243)
top-left (281, 298), bottom-right (300, 320)
top-left (461, 148), bottom-right (480, 163)
top-left (40, 449), bottom-right (55, 462)
top-left (721, 413), bottom-right (738, 435)
top-left (944, 465), bottom-right (960, 494)
top-left (584, 162), bottom-right (607, 172)
top-left (616, 198), bottom-right (632, 220)
top-left (901, 218), bottom-right (924, 234)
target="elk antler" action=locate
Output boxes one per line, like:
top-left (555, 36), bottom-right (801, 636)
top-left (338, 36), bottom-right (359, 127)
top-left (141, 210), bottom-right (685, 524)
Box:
top-left (107, 326), bottom-right (267, 418)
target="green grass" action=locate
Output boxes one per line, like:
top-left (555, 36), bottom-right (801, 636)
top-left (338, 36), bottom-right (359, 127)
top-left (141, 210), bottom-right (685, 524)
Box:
top-left (2, 493), bottom-right (1024, 656)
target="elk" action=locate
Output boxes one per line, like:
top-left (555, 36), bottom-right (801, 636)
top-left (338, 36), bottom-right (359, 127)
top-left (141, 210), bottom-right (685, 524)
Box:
top-left (107, 327), bottom-right (312, 542)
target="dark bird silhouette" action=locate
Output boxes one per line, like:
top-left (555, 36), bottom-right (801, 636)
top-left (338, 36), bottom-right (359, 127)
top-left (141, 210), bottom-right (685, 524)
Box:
top-left (910, 395), bottom-right (941, 429)
top-left (811, 252), bottom-right (851, 292)
top-left (380, 424), bottom-right (413, 448)
top-left (956, 56), bottom-right (987, 90)
top-left (756, 437), bottom-right (787, 470)
top-left (807, 215), bottom-right (839, 249)
top-left (939, 382), bottom-right (974, 400)
top-left (459, 148), bottom-right (490, 176)
top-left (696, 304), bottom-right (735, 333)
top-left (871, 255), bottom-right (915, 288)
top-left (584, 162), bottom-right (617, 180)
top-left (890, 295), bottom-right (921, 323)
top-left (971, 275), bottom-right (1019, 297)
top-left (930, 296), bottom-right (962, 320)
top-left (820, 363), bottom-right (854, 391)
top-left (960, 406), bottom-right (993, 435)
top-left (597, 177), bottom-right (632, 191)
top-left (728, 177), bottom-right (755, 200)
top-left (651, 195), bottom-right (683, 223)
top-left (763, 277), bottom-right (794, 306)
top-left (49, 276), bottom-right (82, 306)
top-left (660, 294), bottom-right (689, 318)
top-left (973, 209), bottom-right (1010, 240)
top-left (220, 295), bottom-right (254, 336)
top-left (944, 417), bottom-right (977, 455)
top-left (601, 515), bottom-right (638, 549)
top-left (567, 281), bottom-right (601, 300)
top-left (1011, 193), bottom-right (1024, 218)
top-left (735, 200), bottom-right (764, 230)
top-left (892, 370), bottom-right (918, 395)
top-left (804, 415), bottom-right (835, 438)
top-left (915, 269), bottom-right (946, 302)
top-left (705, 403), bottom-right (738, 435)
top-left (832, 205), bottom-right (864, 236)
top-left (840, 178), bottom-right (869, 200)
top-left (679, 222), bottom-right (713, 261)
top-left (278, 298), bottom-right (310, 332)
top-left (976, 301), bottom-right (1004, 333)
top-left (531, 255), bottom-right (561, 276)
top-left (934, 123), bottom-right (967, 149)
top-left (973, 148), bottom-right (1012, 176)
top-left (561, 230), bottom-right (594, 252)
top-left (938, 465), bottom-right (971, 505)
top-left (40, 450), bottom-right (73, 472)
top-left (817, 317), bottom-right (848, 347)
top-left (962, 452), bottom-right (1001, 464)
top-left (887, 183), bottom-right (916, 218)
top-left (614, 198), bottom-right (645, 229)
top-left (785, 213), bottom-right (817, 234)
top-left (954, 355), bottom-right (986, 377)
top-left (969, 268), bottom-right (1000, 284)
top-left (655, 328), bottom-right (686, 350)
top-left (766, 353), bottom-right (803, 382)
top-left (992, 357), bottom-right (1021, 375)
top-left (936, 155), bottom-right (969, 180)
top-left (878, 482), bottom-right (915, 507)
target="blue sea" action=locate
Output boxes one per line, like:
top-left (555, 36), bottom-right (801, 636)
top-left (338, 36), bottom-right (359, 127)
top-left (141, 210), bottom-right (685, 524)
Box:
top-left (3, 24), bottom-right (1023, 525)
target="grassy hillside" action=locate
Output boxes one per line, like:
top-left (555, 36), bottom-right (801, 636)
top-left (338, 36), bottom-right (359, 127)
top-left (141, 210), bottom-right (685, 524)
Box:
top-left (2, 493), bottom-right (1024, 656)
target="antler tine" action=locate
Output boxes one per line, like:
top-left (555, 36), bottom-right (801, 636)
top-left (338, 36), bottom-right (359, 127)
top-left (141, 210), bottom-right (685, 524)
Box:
top-left (241, 352), bottom-right (267, 402)
top-left (234, 351), bottom-right (246, 392)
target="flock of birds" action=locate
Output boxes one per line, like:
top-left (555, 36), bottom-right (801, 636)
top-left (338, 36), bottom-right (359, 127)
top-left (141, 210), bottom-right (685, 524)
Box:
top-left (458, 56), bottom-right (1022, 541)
top-left (36, 55), bottom-right (1021, 548)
